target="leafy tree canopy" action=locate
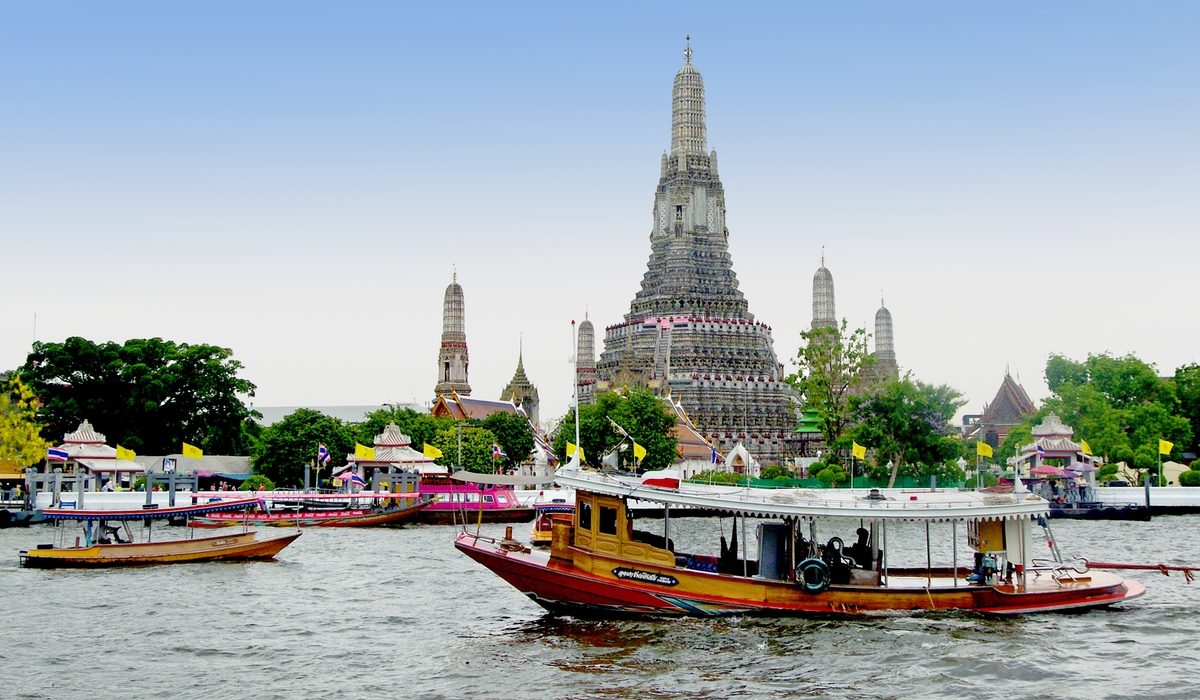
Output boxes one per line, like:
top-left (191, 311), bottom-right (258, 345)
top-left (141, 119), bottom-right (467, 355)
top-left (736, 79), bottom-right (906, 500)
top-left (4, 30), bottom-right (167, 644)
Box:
top-left (250, 408), bottom-right (356, 487)
top-left (478, 411), bottom-right (535, 469)
top-left (20, 337), bottom-right (258, 455)
top-left (0, 374), bottom-right (49, 468)
top-left (785, 320), bottom-right (873, 453)
top-left (1001, 353), bottom-right (1192, 469)
top-left (552, 388), bottom-right (678, 472)
top-left (431, 424), bottom-right (498, 473)
top-left (849, 378), bottom-right (964, 486)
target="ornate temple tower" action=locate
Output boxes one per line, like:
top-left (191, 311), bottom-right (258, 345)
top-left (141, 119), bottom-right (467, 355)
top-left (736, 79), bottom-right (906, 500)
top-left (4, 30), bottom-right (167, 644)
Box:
top-left (872, 298), bottom-right (899, 381)
top-left (576, 315), bottom-right (596, 405)
top-left (811, 253), bottom-right (836, 330)
top-left (434, 273), bottom-right (471, 397)
top-left (596, 39), bottom-right (799, 464)
top-left (501, 345), bottom-right (539, 425)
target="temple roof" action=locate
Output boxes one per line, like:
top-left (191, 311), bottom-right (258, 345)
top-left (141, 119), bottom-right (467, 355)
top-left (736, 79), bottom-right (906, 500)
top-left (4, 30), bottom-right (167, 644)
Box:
top-left (670, 398), bottom-right (722, 463)
top-left (1031, 413), bottom-right (1073, 438)
top-left (432, 392), bottom-right (521, 420)
top-left (980, 372), bottom-right (1036, 426)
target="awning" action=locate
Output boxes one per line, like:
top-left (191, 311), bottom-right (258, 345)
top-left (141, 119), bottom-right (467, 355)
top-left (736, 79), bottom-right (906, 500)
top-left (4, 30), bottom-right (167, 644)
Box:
top-left (0, 472), bottom-right (26, 480)
top-left (76, 459), bottom-right (146, 473)
top-left (451, 470), bottom-right (550, 486)
top-left (216, 472), bottom-right (251, 481)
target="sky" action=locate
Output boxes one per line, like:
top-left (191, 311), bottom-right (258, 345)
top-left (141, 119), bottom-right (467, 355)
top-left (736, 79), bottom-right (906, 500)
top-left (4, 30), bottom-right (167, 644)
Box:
top-left (3, 2), bottom-right (1198, 432)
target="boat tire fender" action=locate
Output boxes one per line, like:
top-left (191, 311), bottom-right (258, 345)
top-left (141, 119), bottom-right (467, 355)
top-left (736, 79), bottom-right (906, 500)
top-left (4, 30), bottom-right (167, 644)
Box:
top-left (796, 557), bottom-right (831, 594)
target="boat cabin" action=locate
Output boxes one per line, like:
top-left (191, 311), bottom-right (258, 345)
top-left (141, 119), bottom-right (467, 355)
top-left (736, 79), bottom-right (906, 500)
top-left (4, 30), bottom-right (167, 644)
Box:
top-left (556, 480), bottom-right (1043, 594)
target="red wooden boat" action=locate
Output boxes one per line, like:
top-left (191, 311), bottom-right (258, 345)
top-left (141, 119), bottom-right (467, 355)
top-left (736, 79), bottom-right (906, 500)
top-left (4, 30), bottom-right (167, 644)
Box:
top-left (188, 493), bottom-right (431, 528)
top-left (456, 468), bottom-right (1146, 617)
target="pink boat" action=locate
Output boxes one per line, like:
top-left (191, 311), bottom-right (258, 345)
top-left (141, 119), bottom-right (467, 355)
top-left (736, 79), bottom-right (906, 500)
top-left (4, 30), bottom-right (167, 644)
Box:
top-left (415, 469), bottom-right (535, 525)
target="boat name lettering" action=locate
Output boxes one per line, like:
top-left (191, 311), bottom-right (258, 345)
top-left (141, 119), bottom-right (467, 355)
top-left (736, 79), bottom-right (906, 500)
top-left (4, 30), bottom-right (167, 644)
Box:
top-left (613, 567), bottom-right (678, 586)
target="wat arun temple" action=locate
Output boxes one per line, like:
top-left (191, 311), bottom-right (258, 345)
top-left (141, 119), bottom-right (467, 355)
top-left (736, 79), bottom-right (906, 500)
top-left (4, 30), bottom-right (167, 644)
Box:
top-left (595, 40), bottom-right (800, 464)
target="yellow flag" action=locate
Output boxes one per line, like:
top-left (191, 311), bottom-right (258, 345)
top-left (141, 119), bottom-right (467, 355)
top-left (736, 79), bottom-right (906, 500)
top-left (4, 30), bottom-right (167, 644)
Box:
top-left (1080, 440), bottom-right (1092, 456)
top-left (354, 443), bottom-right (376, 460)
top-left (182, 443), bottom-right (203, 459)
top-left (115, 445), bottom-right (136, 461)
top-left (976, 441), bottom-right (993, 458)
top-left (1159, 439), bottom-right (1173, 456)
top-left (423, 443), bottom-right (443, 459)
top-left (566, 442), bottom-right (585, 463)
top-left (632, 441), bottom-right (647, 462)
top-left (851, 441), bottom-right (866, 460)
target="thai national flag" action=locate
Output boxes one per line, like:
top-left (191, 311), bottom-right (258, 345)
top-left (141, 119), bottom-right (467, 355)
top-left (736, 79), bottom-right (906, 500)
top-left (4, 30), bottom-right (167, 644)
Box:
top-left (345, 471), bottom-right (366, 487)
top-left (47, 447), bottom-right (69, 462)
top-left (710, 446), bottom-right (719, 464)
top-left (1036, 443), bottom-right (1046, 456)
top-left (317, 444), bottom-right (331, 464)
top-left (492, 443), bottom-right (506, 459)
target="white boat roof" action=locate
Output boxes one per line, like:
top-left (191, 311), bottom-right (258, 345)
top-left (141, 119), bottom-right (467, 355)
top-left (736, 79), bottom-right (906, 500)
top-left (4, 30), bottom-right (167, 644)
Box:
top-left (554, 468), bottom-right (1049, 522)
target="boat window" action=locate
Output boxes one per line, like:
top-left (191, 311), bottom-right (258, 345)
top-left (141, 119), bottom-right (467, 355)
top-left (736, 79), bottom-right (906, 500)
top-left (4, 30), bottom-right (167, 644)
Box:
top-left (578, 501), bottom-right (592, 529)
top-left (483, 495), bottom-right (495, 504)
top-left (598, 506), bottom-right (618, 536)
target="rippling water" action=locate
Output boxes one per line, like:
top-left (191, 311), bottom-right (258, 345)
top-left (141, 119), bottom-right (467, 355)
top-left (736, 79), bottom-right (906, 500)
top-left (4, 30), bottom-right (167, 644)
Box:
top-left (3, 514), bottom-right (1198, 699)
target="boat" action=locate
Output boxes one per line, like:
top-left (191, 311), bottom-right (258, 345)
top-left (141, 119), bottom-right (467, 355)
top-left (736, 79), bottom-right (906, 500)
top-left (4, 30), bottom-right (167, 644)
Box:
top-left (18, 497), bottom-right (300, 568)
top-left (455, 467), bottom-right (1147, 617)
top-left (415, 469), bottom-right (536, 525)
top-left (529, 499), bottom-right (574, 547)
top-left (188, 491), bottom-right (432, 528)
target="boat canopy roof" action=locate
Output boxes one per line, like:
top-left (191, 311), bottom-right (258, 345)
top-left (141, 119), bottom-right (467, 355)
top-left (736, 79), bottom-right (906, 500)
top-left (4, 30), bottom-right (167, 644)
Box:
top-left (554, 468), bottom-right (1049, 522)
top-left (450, 471), bottom-right (548, 486)
top-left (39, 497), bottom-right (266, 522)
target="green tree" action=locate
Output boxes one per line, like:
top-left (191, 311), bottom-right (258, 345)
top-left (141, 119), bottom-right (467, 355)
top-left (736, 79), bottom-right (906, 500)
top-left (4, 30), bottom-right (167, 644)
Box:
top-left (250, 409), bottom-right (356, 487)
top-left (431, 425), bottom-right (497, 473)
top-left (0, 374), bottom-right (49, 468)
top-left (552, 389), bottom-right (678, 471)
top-left (479, 411), bottom-right (535, 469)
top-left (1174, 364), bottom-right (1200, 455)
top-left (785, 320), bottom-right (873, 457)
top-left (850, 379), bottom-right (964, 487)
top-left (20, 337), bottom-right (258, 455)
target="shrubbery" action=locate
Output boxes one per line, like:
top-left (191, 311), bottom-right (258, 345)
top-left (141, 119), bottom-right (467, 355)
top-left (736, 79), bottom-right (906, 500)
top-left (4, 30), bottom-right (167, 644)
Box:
top-left (1178, 470), bottom-right (1200, 487)
top-left (689, 470), bottom-right (747, 485)
top-left (758, 465), bottom-right (793, 480)
top-left (240, 474), bottom-right (276, 491)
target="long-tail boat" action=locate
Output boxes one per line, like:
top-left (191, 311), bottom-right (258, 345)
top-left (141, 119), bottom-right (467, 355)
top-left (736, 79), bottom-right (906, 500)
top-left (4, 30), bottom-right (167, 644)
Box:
top-left (188, 491), bottom-right (431, 528)
top-left (455, 466), bottom-right (1148, 617)
top-left (19, 497), bottom-right (300, 568)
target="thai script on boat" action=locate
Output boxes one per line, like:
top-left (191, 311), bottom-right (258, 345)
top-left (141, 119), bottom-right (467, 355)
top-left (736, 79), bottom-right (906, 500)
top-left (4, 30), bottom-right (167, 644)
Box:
top-left (613, 567), bottom-right (678, 587)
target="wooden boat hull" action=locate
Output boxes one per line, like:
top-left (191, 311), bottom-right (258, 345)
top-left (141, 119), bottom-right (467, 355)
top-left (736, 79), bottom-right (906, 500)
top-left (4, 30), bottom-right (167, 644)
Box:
top-left (415, 506), bottom-right (534, 525)
top-left (19, 531), bottom-right (301, 569)
top-left (189, 500), bottom-right (430, 528)
top-left (454, 532), bottom-right (1146, 617)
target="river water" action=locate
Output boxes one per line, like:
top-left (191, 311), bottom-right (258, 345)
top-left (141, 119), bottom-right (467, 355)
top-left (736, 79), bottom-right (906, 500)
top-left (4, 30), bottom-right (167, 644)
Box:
top-left (2, 514), bottom-right (1197, 699)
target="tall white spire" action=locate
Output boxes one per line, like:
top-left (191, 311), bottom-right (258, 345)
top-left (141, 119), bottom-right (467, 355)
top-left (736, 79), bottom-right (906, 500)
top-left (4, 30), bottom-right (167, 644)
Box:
top-left (671, 35), bottom-right (707, 157)
top-left (811, 250), bottom-right (836, 330)
top-left (435, 273), bottom-right (471, 397)
top-left (873, 296), bottom-right (899, 380)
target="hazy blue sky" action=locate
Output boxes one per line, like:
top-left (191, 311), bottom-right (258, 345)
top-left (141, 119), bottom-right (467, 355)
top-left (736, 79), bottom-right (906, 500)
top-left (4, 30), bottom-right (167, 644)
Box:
top-left (3, 2), bottom-right (1197, 432)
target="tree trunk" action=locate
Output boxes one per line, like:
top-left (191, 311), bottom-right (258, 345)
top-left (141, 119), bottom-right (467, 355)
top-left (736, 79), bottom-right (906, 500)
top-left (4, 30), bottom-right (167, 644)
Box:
top-left (887, 456), bottom-right (902, 488)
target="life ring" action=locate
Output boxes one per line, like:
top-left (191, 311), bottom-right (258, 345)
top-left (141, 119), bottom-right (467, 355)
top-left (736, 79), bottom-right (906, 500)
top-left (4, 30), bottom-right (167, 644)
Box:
top-left (796, 557), bottom-right (831, 594)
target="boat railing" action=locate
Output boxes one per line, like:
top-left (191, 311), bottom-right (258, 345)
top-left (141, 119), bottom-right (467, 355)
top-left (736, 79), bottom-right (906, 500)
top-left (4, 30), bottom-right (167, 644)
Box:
top-left (671, 484), bottom-right (1019, 511)
top-left (1028, 556), bottom-right (1090, 585)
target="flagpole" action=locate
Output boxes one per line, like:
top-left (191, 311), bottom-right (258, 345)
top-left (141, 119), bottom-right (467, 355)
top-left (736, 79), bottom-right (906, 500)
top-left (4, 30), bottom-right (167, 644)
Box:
top-left (572, 320), bottom-right (580, 465)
